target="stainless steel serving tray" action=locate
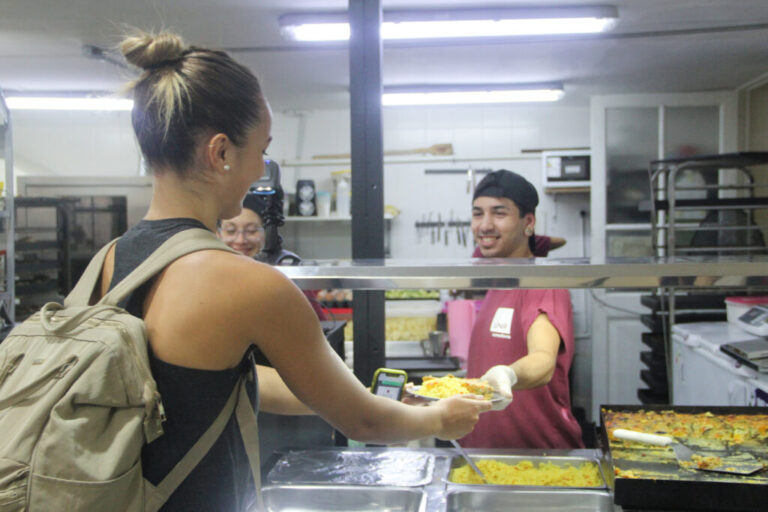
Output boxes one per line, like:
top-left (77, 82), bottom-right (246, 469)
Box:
top-left (266, 449), bottom-right (435, 487)
top-left (445, 488), bottom-right (613, 512)
top-left (445, 454), bottom-right (608, 489)
top-left (261, 484), bottom-right (427, 512)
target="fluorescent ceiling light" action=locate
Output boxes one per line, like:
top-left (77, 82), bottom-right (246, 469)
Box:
top-left (6, 96), bottom-right (133, 111)
top-left (280, 6), bottom-right (618, 42)
top-left (382, 84), bottom-right (564, 106)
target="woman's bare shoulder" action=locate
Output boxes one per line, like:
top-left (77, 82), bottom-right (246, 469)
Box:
top-left (144, 249), bottom-right (300, 368)
top-left (159, 249), bottom-right (292, 299)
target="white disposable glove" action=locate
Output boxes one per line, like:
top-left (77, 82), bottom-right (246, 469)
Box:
top-left (481, 365), bottom-right (517, 411)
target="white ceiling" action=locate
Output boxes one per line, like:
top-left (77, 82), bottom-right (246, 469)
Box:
top-left (1, 0), bottom-right (767, 111)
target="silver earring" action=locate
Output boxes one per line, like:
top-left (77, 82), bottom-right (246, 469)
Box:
top-left (525, 227), bottom-right (533, 236)
top-left (223, 164), bottom-right (231, 171)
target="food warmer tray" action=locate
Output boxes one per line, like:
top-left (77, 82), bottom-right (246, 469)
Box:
top-left (600, 404), bottom-right (768, 512)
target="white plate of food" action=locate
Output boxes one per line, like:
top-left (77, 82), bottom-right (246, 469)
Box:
top-left (406, 375), bottom-right (504, 403)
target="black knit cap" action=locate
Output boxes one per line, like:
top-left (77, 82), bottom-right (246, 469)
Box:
top-left (473, 169), bottom-right (538, 253)
top-left (242, 193), bottom-right (267, 218)
top-left (473, 169), bottom-right (538, 215)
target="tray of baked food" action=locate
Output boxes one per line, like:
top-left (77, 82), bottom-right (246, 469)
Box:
top-left (600, 405), bottom-right (768, 511)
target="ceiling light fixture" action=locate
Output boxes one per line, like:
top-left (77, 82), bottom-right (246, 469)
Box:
top-left (280, 6), bottom-right (618, 42)
top-left (6, 96), bottom-right (133, 111)
top-left (382, 84), bottom-right (565, 106)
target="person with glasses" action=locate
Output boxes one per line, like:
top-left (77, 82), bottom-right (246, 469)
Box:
top-left (219, 193), bottom-right (266, 258)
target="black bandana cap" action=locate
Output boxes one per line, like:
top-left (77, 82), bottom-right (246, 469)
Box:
top-left (473, 169), bottom-right (539, 215)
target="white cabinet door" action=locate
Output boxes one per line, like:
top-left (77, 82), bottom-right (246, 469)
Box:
top-left (589, 291), bottom-right (647, 420)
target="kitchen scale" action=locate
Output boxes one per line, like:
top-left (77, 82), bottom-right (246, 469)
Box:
top-left (720, 338), bottom-right (768, 373)
top-left (734, 304), bottom-right (768, 336)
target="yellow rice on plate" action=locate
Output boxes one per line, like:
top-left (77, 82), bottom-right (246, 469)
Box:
top-left (418, 375), bottom-right (494, 400)
top-left (450, 459), bottom-right (603, 487)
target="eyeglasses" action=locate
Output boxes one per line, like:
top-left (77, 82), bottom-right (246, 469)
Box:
top-left (220, 224), bottom-right (265, 241)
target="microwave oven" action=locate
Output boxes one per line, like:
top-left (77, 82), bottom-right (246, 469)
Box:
top-left (545, 154), bottom-right (590, 181)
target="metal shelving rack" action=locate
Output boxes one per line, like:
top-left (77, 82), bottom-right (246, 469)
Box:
top-left (650, 152), bottom-right (768, 257)
top-left (14, 197), bottom-right (71, 321)
top-left (646, 151), bottom-right (768, 403)
top-left (0, 89), bottom-right (15, 328)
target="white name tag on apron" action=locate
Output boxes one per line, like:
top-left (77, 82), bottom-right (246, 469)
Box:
top-left (489, 307), bottom-right (514, 339)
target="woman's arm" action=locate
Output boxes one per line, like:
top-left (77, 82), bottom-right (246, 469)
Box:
top-left (242, 262), bottom-right (491, 444)
top-left (256, 365), bottom-right (315, 415)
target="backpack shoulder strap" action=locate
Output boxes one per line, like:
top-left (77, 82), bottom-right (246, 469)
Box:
top-left (64, 228), bottom-right (238, 308)
top-left (64, 237), bottom-right (119, 306)
top-left (149, 375), bottom-right (263, 511)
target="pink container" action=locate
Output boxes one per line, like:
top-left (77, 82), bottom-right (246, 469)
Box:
top-left (446, 300), bottom-right (480, 367)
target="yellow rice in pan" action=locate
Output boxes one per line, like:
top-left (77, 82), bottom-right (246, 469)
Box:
top-left (450, 459), bottom-right (603, 487)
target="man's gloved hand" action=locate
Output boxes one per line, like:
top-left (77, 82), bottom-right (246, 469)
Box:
top-left (481, 365), bottom-right (517, 411)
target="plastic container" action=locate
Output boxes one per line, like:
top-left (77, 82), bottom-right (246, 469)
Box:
top-left (335, 177), bottom-right (350, 217)
top-left (725, 296), bottom-right (768, 325)
top-left (316, 191), bottom-right (331, 217)
top-left (446, 300), bottom-right (482, 367)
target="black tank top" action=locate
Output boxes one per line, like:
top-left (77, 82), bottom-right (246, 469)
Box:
top-left (109, 218), bottom-right (257, 512)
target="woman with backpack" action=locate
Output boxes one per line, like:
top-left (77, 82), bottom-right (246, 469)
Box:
top-left (100, 30), bottom-right (491, 511)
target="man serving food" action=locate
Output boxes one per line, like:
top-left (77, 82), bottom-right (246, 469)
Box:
top-left (461, 170), bottom-right (583, 449)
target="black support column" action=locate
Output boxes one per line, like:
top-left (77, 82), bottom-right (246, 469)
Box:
top-left (348, 0), bottom-right (385, 386)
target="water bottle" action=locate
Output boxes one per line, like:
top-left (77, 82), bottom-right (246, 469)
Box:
top-left (335, 177), bottom-right (350, 217)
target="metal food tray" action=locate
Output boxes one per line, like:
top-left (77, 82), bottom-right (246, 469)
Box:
top-left (266, 449), bottom-right (435, 487)
top-left (261, 484), bottom-right (427, 512)
top-left (444, 454), bottom-right (608, 490)
top-left (444, 488), bottom-right (613, 512)
top-left (601, 404), bottom-right (768, 512)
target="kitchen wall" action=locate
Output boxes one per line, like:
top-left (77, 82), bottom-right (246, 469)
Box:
top-left (274, 104), bottom-right (591, 261)
top-left (11, 109), bottom-right (139, 178)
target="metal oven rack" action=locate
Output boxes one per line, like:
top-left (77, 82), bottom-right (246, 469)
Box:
top-left (649, 152), bottom-right (768, 258)
top-left (646, 152), bottom-right (768, 402)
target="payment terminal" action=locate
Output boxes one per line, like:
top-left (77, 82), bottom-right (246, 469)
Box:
top-left (371, 368), bottom-right (408, 401)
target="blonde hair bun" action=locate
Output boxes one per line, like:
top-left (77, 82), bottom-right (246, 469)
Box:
top-left (120, 30), bottom-right (186, 70)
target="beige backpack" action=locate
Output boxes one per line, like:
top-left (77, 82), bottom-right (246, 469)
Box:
top-left (0, 228), bottom-right (263, 511)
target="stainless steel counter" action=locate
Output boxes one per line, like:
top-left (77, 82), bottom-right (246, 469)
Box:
top-left (278, 255), bottom-right (768, 290)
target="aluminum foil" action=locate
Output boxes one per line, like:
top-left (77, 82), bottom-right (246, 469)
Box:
top-left (267, 449), bottom-right (435, 487)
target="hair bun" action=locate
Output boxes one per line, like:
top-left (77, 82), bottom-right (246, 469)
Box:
top-left (120, 30), bottom-right (186, 70)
